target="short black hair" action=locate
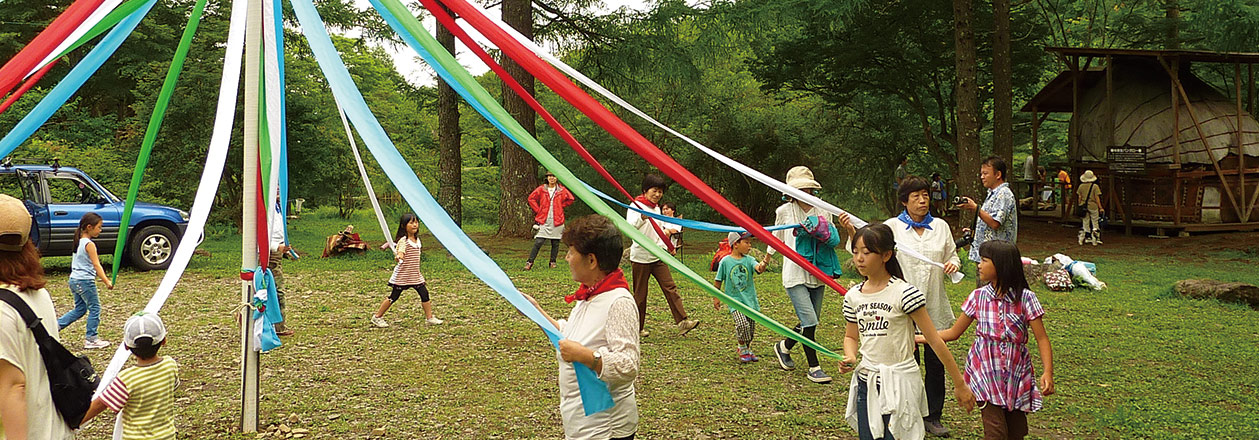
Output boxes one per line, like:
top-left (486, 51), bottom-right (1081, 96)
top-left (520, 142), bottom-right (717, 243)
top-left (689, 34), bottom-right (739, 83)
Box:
top-left (931, 172), bottom-right (940, 180)
top-left (129, 337), bottom-right (164, 360)
top-left (982, 156), bottom-right (1007, 181)
top-left (898, 176), bottom-right (931, 203)
top-left (641, 174), bottom-right (669, 193)
top-left (660, 201), bottom-right (677, 214)
top-left (561, 215), bottom-right (623, 273)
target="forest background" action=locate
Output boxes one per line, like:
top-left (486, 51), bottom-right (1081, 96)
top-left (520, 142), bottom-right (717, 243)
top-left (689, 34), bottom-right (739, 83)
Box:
top-left (4, 0), bottom-right (1259, 233)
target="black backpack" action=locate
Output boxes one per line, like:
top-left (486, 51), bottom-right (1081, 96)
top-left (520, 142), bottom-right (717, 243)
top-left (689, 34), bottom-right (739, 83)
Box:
top-left (0, 288), bottom-right (99, 429)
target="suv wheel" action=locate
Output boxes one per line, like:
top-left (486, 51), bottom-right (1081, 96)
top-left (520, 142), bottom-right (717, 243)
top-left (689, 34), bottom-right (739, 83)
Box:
top-left (128, 225), bottom-right (177, 271)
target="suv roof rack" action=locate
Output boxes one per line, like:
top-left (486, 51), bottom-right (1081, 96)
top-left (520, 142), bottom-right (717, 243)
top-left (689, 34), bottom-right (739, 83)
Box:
top-left (0, 157), bottom-right (61, 170)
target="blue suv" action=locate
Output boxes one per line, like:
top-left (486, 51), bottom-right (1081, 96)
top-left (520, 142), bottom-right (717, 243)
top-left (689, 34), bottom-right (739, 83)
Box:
top-left (0, 161), bottom-right (191, 270)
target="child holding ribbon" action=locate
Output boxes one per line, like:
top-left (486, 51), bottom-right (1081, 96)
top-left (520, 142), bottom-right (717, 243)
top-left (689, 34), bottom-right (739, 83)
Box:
top-left (920, 240), bottom-right (1055, 440)
top-left (371, 213), bottom-right (442, 328)
top-left (839, 224), bottom-right (974, 440)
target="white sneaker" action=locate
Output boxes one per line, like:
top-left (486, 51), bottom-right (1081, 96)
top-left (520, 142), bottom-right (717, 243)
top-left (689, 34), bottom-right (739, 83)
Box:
top-left (639, 329), bottom-right (650, 338)
top-left (84, 339), bottom-right (111, 349)
top-left (371, 316), bottom-right (389, 328)
top-left (1078, 232), bottom-right (1085, 246)
top-left (425, 317), bottom-right (444, 325)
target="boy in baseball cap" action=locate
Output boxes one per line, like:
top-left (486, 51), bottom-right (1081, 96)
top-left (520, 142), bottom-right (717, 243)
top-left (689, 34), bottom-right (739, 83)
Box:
top-left (80, 312), bottom-right (180, 438)
top-left (713, 231), bottom-right (765, 363)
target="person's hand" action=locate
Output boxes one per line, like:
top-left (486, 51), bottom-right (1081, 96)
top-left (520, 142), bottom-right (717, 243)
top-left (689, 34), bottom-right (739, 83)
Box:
top-left (105, 280), bottom-right (115, 290)
top-left (959, 197), bottom-right (978, 212)
top-left (943, 262), bottom-right (959, 274)
top-left (837, 212), bottom-right (857, 236)
top-left (837, 356), bottom-right (856, 374)
top-left (955, 386), bottom-right (977, 412)
top-left (755, 261), bottom-right (767, 274)
top-left (712, 297), bottom-right (722, 311)
top-left (1039, 372), bottom-right (1055, 396)
top-left (913, 335), bottom-right (927, 344)
top-left (558, 339), bottom-right (592, 364)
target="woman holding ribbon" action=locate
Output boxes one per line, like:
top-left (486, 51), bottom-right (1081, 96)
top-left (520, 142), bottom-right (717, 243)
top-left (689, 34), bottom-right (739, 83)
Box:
top-left (839, 176), bottom-right (961, 437)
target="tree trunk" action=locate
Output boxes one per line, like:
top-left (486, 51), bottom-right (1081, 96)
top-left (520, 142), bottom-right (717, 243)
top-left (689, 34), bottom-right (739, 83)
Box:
top-left (953, 0), bottom-right (983, 224)
top-left (497, 0), bottom-right (538, 238)
top-left (1164, 0), bottom-right (1181, 50)
top-left (435, 6), bottom-right (462, 226)
top-left (993, 0), bottom-right (1013, 165)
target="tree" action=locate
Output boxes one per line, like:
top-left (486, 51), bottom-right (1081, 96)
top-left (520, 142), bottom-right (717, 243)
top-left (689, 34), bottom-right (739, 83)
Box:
top-left (993, 0), bottom-right (1013, 165)
top-left (953, 0), bottom-right (982, 220)
top-left (434, 5), bottom-right (462, 225)
top-left (496, 0), bottom-right (540, 238)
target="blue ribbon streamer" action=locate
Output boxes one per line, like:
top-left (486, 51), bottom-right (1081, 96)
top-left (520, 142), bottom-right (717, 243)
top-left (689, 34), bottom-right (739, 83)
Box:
top-left (273, 0), bottom-right (291, 242)
top-left (582, 182), bottom-right (799, 233)
top-left (0, 0), bottom-right (157, 157)
top-left (294, 0), bottom-right (613, 415)
top-left (250, 267), bottom-right (283, 352)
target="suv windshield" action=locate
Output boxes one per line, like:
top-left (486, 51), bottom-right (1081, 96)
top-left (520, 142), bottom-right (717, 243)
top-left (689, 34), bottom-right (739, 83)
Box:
top-left (46, 171), bottom-right (111, 204)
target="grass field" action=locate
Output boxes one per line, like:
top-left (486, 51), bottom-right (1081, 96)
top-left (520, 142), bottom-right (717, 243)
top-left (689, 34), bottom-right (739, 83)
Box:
top-left (43, 207), bottom-right (1258, 439)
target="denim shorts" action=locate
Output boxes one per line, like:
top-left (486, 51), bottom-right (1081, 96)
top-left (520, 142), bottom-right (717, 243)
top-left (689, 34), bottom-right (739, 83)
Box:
top-left (785, 284), bottom-right (825, 327)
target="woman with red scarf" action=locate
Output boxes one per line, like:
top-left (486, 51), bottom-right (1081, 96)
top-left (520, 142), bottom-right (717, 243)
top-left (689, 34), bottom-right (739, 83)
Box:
top-left (526, 172), bottom-right (576, 270)
top-left (626, 175), bottom-right (698, 338)
top-left (523, 215), bottom-right (640, 440)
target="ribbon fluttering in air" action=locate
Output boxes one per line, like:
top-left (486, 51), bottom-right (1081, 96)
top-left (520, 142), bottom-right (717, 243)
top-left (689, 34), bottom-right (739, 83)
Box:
top-left (432, 0), bottom-right (848, 295)
top-left (0, 0), bottom-right (105, 99)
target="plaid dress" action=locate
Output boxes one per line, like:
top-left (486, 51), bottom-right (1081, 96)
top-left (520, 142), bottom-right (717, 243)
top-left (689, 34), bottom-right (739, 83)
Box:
top-left (961, 285), bottom-right (1045, 413)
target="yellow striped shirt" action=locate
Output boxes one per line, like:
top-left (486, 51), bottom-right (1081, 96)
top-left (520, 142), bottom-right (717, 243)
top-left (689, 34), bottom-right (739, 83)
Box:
top-left (101, 357), bottom-right (180, 440)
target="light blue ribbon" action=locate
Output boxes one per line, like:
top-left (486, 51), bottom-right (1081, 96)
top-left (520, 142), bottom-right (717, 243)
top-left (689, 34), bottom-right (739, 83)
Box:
top-left (250, 267), bottom-right (283, 352)
top-left (274, 0), bottom-right (291, 243)
top-left (0, 0), bottom-right (157, 157)
top-left (294, 0), bottom-right (613, 415)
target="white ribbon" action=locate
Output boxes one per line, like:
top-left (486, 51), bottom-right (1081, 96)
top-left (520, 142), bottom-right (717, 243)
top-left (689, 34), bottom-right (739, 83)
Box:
top-left (262, 0), bottom-right (284, 227)
top-left (27, 0), bottom-right (127, 78)
top-left (93, 0), bottom-right (248, 409)
top-left (450, 6), bottom-right (963, 283)
top-left (334, 97), bottom-right (395, 248)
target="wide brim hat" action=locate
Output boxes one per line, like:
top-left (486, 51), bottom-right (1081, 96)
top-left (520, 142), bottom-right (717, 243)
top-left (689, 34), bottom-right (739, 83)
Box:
top-left (1080, 170), bottom-right (1098, 183)
top-left (785, 166), bottom-right (822, 190)
top-left (0, 194), bottom-right (31, 252)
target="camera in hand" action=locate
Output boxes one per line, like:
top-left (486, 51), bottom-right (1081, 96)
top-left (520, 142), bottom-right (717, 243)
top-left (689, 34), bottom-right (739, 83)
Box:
top-left (955, 230), bottom-right (974, 249)
top-left (952, 195), bottom-right (965, 206)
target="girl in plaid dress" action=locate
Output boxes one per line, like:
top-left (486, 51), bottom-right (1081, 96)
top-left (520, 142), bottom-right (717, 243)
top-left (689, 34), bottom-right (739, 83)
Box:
top-left (928, 240), bottom-right (1055, 440)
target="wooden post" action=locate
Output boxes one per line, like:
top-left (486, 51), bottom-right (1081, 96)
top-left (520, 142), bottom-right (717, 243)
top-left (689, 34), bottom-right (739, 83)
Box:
top-left (1032, 107), bottom-right (1040, 212)
top-left (1066, 55), bottom-right (1080, 221)
top-left (1159, 59), bottom-right (1243, 221)
top-left (240, 0), bottom-right (261, 432)
top-left (1170, 56), bottom-right (1182, 226)
top-left (1238, 63), bottom-right (1249, 222)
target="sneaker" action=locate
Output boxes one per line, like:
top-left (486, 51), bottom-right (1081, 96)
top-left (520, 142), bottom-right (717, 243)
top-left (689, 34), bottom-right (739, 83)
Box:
top-left (807, 367), bottom-right (833, 384)
top-left (549, 262), bottom-right (557, 268)
top-left (773, 340), bottom-right (795, 370)
top-left (1078, 232), bottom-right (1085, 246)
top-left (746, 350), bottom-right (759, 362)
top-left (524, 261), bottom-right (534, 271)
top-left (371, 316), bottom-right (389, 328)
top-left (84, 339), bottom-right (111, 349)
top-left (924, 419), bottom-right (950, 437)
top-left (426, 317), bottom-right (444, 325)
top-left (677, 319), bottom-right (699, 336)
top-left (275, 329), bottom-right (295, 336)
top-left (739, 352), bottom-right (756, 363)
top-left (639, 329), bottom-right (650, 338)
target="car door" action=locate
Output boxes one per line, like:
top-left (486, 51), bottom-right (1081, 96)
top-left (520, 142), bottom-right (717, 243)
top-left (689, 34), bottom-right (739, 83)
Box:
top-left (42, 170), bottom-right (121, 256)
top-left (5, 169), bottom-right (51, 252)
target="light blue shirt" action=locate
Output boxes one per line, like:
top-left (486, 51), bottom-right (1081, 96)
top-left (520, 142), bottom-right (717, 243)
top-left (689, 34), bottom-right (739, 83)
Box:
top-left (969, 182), bottom-right (1018, 263)
top-left (70, 238), bottom-right (97, 280)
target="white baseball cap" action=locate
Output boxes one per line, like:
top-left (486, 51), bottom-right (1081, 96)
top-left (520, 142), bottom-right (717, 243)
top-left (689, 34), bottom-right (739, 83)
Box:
top-left (123, 312), bottom-right (167, 348)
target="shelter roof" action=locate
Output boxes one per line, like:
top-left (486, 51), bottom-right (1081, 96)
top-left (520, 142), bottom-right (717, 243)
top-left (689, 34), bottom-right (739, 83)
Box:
top-left (1045, 47), bottom-right (1259, 64)
top-left (1020, 68), bottom-right (1104, 112)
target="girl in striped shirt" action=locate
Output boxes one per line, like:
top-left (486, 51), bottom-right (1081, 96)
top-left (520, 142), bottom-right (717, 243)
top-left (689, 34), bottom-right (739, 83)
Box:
top-left (928, 240), bottom-right (1055, 440)
top-left (371, 213), bottom-right (443, 328)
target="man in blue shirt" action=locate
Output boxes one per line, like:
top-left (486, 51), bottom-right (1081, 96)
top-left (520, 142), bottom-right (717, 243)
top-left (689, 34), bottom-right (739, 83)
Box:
top-left (958, 156), bottom-right (1018, 282)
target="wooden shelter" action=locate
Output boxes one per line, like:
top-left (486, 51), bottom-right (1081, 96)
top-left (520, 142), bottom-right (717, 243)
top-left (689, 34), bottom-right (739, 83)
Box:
top-left (1022, 47), bottom-right (1259, 233)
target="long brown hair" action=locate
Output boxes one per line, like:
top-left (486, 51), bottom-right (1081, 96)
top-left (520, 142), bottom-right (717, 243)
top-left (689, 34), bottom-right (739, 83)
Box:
top-left (74, 212), bottom-right (103, 253)
top-left (0, 241), bottom-right (47, 291)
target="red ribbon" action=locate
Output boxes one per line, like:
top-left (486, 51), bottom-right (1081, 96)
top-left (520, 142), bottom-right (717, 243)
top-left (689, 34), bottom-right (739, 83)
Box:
top-left (565, 268), bottom-right (629, 303)
top-left (0, 0), bottom-right (106, 101)
top-left (430, 0), bottom-right (846, 294)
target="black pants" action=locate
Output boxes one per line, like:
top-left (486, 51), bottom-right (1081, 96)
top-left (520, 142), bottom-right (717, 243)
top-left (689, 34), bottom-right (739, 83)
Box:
top-left (388, 283), bottom-right (430, 303)
top-left (915, 344), bottom-right (946, 422)
top-left (783, 324), bottom-right (821, 368)
top-left (527, 237), bottom-right (560, 263)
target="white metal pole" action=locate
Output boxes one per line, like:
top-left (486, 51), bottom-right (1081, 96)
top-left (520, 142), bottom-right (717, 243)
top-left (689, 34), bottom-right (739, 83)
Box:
top-left (240, 0), bottom-right (262, 432)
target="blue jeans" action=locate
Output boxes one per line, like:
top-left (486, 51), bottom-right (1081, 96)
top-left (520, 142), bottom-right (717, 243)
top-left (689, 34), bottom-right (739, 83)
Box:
top-left (58, 278), bottom-right (101, 340)
top-left (855, 377), bottom-right (895, 440)
top-left (785, 284), bottom-right (824, 327)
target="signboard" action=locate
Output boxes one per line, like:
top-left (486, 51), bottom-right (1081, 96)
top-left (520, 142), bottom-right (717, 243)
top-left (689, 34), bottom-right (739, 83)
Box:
top-left (1107, 146), bottom-right (1147, 175)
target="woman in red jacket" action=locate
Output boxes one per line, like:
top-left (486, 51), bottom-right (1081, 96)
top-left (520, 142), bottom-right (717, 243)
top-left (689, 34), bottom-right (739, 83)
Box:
top-left (525, 172), bottom-right (576, 270)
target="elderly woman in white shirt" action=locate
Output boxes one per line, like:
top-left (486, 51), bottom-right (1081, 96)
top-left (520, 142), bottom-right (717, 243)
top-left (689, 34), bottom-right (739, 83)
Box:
top-left (525, 215), bottom-right (640, 440)
top-left (840, 176), bottom-right (961, 438)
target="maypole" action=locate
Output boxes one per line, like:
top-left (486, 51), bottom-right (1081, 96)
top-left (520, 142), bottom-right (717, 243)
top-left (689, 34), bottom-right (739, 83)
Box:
top-left (240, 0), bottom-right (262, 431)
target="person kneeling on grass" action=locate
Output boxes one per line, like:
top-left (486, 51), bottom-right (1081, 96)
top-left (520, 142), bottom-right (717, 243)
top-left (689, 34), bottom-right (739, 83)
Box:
top-left (524, 215), bottom-right (640, 440)
top-left (713, 231), bottom-right (766, 363)
top-left (82, 312), bottom-right (180, 439)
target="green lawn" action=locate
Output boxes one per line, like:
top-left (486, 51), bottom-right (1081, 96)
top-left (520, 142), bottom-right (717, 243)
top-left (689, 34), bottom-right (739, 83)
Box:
top-left (44, 208), bottom-right (1259, 439)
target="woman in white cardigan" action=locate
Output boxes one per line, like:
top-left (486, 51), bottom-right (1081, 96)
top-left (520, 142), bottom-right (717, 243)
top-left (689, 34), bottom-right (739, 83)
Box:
top-left (840, 176), bottom-right (961, 437)
top-left (525, 215), bottom-right (640, 440)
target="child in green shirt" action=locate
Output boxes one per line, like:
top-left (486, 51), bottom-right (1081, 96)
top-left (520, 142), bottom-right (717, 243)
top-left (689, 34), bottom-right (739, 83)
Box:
top-left (713, 232), bottom-right (766, 363)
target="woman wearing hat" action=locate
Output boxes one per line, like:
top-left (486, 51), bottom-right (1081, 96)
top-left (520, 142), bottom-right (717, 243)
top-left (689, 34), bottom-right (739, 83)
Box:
top-left (0, 194), bottom-right (76, 439)
top-left (758, 166), bottom-right (838, 384)
top-left (526, 171), bottom-right (576, 270)
top-left (1075, 170), bottom-right (1104, 246)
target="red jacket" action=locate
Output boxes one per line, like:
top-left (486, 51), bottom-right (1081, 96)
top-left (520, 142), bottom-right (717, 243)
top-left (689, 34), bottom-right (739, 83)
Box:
top-left (527, 184), bottom-right (575, 226)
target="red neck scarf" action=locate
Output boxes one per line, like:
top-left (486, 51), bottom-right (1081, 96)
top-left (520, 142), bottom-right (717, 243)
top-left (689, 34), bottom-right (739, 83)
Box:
top-left (633, 195), bottom-right (657, 209)
top-left (565, 268), bottom-right (629, 303)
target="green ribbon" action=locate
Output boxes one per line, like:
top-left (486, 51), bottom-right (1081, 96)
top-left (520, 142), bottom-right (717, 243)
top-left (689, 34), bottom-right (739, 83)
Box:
top-left (111, 0), bottom-right (208, 281)
top-left (373, 0), bottom-right (839, 358)
top-left (51, 0), bottom-right (153, 63)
